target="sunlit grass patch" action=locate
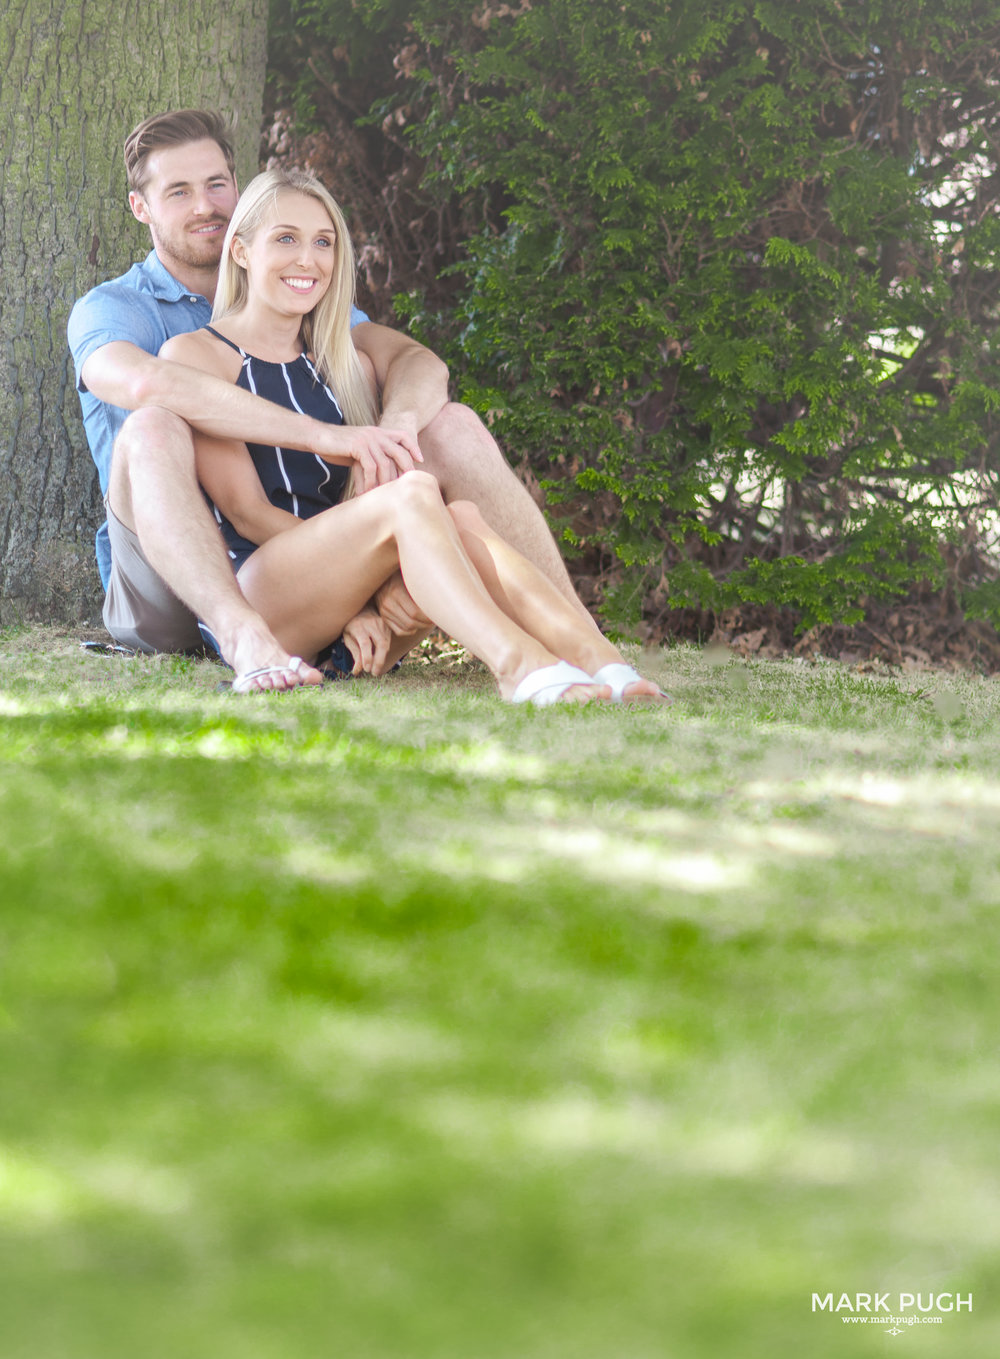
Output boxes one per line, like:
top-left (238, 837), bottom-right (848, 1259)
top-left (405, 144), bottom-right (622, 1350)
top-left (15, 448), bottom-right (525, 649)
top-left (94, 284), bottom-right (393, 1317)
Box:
top-left (1, 628), bottom-right (999, 1357)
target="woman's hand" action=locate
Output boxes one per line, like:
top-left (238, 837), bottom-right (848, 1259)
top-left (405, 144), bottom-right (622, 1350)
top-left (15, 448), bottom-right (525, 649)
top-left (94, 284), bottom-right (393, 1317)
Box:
top-left (342, 606), bottom-right (394, 676)
top-left (312, 424), bottom-right (422, 493)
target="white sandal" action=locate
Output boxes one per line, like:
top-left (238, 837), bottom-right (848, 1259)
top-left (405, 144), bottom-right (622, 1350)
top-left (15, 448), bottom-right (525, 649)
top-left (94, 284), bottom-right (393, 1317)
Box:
top-left (511, 661), bottom-right (602, 706)
top-left (591, 662), bottom-right (672, 704)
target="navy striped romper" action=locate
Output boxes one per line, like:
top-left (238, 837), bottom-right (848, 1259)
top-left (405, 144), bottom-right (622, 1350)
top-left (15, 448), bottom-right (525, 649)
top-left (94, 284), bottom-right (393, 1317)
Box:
top-left (199, 327), bottom-right (355, 674)
top-left (204, 325), bottom-right (351, 571)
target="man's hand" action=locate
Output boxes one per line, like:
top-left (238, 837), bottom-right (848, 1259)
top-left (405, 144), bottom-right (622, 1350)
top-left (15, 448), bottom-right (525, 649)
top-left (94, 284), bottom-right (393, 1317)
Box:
top-left (342, 607), bottom-right (394, 676)
top-left (374, 572), bottom-right (431, 637)
top-left (311, 423), bottom-right (422, 493)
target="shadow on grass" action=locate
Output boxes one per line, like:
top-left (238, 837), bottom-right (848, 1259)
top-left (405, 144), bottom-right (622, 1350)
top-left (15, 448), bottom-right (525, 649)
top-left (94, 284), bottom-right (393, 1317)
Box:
top-left (2, 644), bottom-right (999, 1356)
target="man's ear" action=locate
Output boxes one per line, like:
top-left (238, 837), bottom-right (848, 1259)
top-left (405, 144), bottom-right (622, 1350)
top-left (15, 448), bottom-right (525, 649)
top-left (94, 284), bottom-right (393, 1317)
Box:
top-left (128, 191), bottom-right (151, 226)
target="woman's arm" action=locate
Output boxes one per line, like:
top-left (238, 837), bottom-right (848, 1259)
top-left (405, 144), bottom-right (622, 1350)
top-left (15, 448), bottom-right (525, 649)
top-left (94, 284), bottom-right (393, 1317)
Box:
top-left (192, 430), bottom-right (298, 546)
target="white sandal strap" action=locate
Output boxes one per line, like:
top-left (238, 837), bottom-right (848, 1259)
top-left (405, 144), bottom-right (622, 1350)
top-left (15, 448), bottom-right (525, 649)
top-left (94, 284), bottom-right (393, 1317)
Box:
top-left (511, 661), bottom-right (596, 706)
top-left (591, 662), bottom-right (672, 703)
top-left (590, 663), bottom-right (642, 701)
top-left (231, 656), bottom-right (307, 694)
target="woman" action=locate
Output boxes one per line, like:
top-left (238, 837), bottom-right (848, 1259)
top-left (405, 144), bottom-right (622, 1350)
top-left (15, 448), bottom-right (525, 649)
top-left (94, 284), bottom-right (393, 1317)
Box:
top-left (161, 168), bottom-right (666, 705)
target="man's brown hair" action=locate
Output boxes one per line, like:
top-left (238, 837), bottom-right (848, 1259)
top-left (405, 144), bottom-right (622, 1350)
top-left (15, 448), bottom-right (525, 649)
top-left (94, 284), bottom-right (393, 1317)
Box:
top-left (124, 109), bottom-right (236, 195)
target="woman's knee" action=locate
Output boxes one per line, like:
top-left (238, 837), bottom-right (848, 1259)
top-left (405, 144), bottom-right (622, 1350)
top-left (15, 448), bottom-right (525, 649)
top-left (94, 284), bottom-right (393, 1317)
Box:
top-left (394, 468), bottom-right (444, 503)
top-left (447, 499), bottom-right (488, 533)
top-left (379, 468), bottom-right (447, 524)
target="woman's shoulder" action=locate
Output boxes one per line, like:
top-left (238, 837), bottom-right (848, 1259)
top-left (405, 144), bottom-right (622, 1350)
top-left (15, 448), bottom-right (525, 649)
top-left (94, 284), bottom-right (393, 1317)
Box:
top-left (159, 326), bottom-right (240, 378)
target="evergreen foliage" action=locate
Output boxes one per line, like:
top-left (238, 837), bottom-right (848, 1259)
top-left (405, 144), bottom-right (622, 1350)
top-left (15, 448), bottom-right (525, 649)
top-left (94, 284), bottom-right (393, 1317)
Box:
top-left (270, 0), bottom-right (1000, 632)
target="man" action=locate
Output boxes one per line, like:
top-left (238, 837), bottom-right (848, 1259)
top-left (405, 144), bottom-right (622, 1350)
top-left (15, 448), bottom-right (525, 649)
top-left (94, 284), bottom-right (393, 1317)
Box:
top-left (68, 109), bottom-right (582, 691)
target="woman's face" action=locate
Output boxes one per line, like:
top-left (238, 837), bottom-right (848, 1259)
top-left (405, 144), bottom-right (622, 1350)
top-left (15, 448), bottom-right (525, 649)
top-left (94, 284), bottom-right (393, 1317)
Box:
top-left (236, 190), bottom-right (337, 314)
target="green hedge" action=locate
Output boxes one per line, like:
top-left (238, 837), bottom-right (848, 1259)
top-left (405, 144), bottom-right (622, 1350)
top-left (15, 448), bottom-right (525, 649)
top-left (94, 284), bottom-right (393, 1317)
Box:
top-left (270, 0), bottom-right (1000, 631)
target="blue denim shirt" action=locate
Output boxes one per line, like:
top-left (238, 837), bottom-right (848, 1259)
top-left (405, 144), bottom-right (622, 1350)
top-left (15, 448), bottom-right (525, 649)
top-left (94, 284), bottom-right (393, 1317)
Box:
top-left (67, 250), bottom-right (369, 589)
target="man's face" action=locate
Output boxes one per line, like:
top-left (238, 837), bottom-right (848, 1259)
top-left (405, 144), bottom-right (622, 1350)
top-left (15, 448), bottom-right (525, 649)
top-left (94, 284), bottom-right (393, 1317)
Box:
top-left (129, 138), bottom-right (238, 275)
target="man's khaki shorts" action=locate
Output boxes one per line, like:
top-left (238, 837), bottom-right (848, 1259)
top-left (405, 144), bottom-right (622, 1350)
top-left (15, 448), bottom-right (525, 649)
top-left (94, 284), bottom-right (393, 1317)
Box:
top-left (102, 501), bottom-right (204, 654)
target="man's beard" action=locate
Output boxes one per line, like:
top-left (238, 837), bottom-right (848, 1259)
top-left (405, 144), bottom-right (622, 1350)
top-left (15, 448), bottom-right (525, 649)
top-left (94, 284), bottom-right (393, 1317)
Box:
top-left (154, 217), bottom-right (229, 271)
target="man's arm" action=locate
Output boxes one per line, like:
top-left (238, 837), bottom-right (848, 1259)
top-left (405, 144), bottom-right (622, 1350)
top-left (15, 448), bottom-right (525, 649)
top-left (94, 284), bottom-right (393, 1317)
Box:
top-left (351, 322), bottom-right (451, 439)
top-left (81, 339), bottom-right (421, 492)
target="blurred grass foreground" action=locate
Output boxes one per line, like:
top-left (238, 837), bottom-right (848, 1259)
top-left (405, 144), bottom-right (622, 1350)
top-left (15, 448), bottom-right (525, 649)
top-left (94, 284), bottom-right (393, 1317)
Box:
top-left (1, 627), bottom-right (998, 1358)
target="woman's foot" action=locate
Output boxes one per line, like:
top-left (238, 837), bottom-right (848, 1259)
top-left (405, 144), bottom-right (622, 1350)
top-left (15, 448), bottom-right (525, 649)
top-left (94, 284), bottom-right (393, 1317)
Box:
top-left (590, 663), bottom-right (672, 704)
top-left (509, 661), bottom-right (611, 706)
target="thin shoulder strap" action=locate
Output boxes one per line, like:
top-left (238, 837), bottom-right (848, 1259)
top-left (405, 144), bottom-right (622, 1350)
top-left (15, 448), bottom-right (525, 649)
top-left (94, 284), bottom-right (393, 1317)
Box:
top-left (203, 324), bottom-right (247, 357)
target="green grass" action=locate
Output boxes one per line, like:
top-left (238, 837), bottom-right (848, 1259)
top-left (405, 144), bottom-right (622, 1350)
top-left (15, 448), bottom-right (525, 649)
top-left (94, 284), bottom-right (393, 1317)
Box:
top-left (1, 627), bottom-right (998, 1358)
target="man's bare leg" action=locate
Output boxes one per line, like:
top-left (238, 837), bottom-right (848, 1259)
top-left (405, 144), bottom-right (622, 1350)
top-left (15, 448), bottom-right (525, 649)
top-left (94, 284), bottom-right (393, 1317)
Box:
top-left (417, 402), bottom-right (592, 621)
top-left (107, 407), bottom-right (322, 690)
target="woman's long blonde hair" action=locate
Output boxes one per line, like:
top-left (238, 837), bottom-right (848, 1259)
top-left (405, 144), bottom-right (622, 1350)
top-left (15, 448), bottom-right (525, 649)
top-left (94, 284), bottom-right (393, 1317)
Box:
top-left (213, 167), bottom-right (377, 426)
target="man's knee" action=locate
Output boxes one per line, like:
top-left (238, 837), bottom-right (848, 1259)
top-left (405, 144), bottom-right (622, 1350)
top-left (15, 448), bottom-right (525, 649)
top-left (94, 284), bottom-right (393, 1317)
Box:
top-left (420, 402), bottom-right (522, 508)
top-left (108, 407), bottom-right (199, 526)
top-left (115, 406), bottom-right (195, 468)
top-left (422, 402), bottom-right (497, 463)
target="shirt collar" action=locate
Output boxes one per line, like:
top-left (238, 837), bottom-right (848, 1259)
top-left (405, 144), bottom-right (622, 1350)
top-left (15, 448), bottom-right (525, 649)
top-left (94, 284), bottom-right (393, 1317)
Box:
top-left (136, 249), bottom-right (211, 304)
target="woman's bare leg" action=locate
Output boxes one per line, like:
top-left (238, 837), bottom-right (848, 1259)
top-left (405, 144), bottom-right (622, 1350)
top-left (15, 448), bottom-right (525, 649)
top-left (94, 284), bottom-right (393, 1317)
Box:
top-left (235, 473), bottom-right (607, 702)
top-left (418, 402), bottom-right (589, 616)
top-left (446, 500), bottom-right (665, 701)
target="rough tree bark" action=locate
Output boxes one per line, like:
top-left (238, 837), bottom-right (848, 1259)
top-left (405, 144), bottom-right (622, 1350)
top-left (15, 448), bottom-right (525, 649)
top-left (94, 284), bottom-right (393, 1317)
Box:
top-left (0, 0), bottom-right (268, 625)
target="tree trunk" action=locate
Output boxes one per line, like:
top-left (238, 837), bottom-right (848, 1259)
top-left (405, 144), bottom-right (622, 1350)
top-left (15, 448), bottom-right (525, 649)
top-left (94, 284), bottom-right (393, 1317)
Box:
top-left (0, 0), bottom-right (268, 625)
